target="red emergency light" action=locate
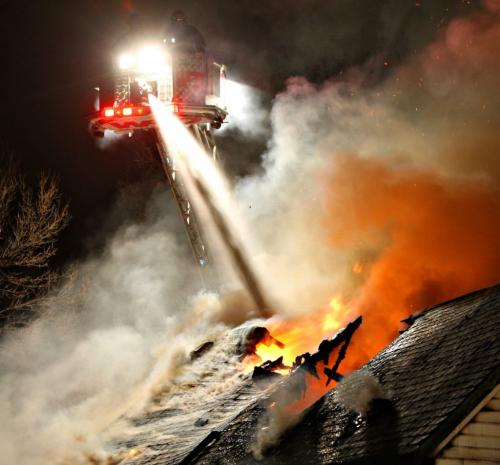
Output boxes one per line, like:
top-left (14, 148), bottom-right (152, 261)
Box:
top-left (102, 105), bottom-right (151, 118)
top-left (134, 106), bottom-right (151, 115)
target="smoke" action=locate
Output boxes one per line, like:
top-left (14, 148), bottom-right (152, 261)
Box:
top-left (251, 402), bottom-right (302, 461)
top-left (150, 95), bottom-right (275, 317)
top-left (249, 5), bottom-right (499, 454)
top-left (237, 1), bottom-right (500, 335)
top-left (0, 187), bottom-right (253, 465)
top-left (246, 10), bottom-right (500, 454)
top-left (251, 375), bottom-right (306, 460)
top-left (333, 370), bottom-right (388, 416)
top-left (2, 3), bottom-right (499, 464)
top-left (221, 81), bottom-right (270, 140)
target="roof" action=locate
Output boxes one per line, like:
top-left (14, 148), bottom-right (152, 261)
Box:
top-left (188, 283), bottom-right (500, 465)
top-left (108, 327), bottom-right (273, 465)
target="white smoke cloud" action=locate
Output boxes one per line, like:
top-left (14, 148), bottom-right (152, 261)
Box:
top-left (2, 5), bottom-right (499, 465)
top-left (0, 186), bottom-right (253, 465)
top-left (221, 80), bottom-right (270, 139)
top-left (251, 403), bottom-right (302, 461)
top-left (246, 4), bottom-right (500, 455)
top-left (235, 2), bottom-right (500, 316)
top-left (333, 370), bottom-right (389, 416)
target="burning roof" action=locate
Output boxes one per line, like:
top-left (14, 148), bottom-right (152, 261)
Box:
top-left (102, 314), bottom-right (362, 465)
top-left (111, 283), bottom-right (499, 465)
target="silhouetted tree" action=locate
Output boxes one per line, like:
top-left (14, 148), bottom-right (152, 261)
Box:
top-left (0, 156), bottom-right (69, 326)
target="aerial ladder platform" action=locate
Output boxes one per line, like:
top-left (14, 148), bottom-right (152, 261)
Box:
top-left (89, 43), bottom-right (228, 269)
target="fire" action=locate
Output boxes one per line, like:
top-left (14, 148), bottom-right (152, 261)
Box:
top-left (246, 5), bottom-right (500, 417)
top-left (321, 152), bottom-right (500, 368)
top-left (243, 293), bottom-right (351, 373)
top-left (323, 295), bottom-right (344, 331)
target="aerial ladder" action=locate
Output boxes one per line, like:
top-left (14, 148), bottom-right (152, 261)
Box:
top-left (89, 41), bottom-right (228, 269)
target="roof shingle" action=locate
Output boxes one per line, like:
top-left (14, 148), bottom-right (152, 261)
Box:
top-left (192, 284), bottom-right (500, 465)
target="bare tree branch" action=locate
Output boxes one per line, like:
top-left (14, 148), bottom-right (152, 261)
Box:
top-left (0, 155), bottom-right (70, 324)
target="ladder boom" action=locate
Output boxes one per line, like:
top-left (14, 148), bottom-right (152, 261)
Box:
top-left (153, 124), bottom-right (218, 268)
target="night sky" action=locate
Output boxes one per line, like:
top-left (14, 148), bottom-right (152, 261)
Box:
top-left (0, 0), bottom-right (478, 261)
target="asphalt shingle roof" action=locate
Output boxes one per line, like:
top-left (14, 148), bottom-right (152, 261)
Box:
top-left (191, 284), bottom-right (500, 465)
top-left (111, 333), bottom-right (268, 465)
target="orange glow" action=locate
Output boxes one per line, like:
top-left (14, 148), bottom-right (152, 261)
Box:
top-left (323, 295), bottom-right (344, 331)
top-left (275, 141), bottom-right (500, 414)
top-left (243, 293), bottom-right (351, 374)
top-left (321, 153), bottom-right (500, 369)
top-left (241, 294), bottom-right (367, 413)
top-left (353, 260), bottom-right (364, 274)
top-left (245, 7), bottom-right (500, 416)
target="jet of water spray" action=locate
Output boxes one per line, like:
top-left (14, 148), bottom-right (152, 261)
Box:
top-left (148, 95), bottom-right (273, 318)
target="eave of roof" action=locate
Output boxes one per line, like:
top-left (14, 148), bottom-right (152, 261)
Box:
top-left (401, 285), bottom-right (496, 326)
top-left (418, 365), bottom-right (500, 460)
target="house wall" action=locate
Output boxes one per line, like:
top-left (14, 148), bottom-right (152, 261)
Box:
top-left (435, 384), bottom-right (500, 465)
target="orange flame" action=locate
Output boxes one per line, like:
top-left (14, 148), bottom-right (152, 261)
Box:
top-left (245, 6), bottom-right (500, 415)
top-left (242, 293), bottom-right (371, 412)
top-left (243, 293), bottom-right (352, 373)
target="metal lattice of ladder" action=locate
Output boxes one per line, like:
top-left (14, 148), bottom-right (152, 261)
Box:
top-left (154, 124), bottom-right (217, 269)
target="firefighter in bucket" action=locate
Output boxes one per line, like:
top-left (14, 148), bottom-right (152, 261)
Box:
top-left (163, 10), bottom-right (208, 106)
top-left (91, 10), bottom-right (227, 137)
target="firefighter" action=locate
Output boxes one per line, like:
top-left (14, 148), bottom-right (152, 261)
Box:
top-left (163, 10), bottom-right (206, 53)
top-left (99, 14), bottom-right (147, 111)
top-left (163, 10), bottom-right (208, 105)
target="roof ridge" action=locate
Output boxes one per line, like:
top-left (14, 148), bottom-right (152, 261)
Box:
top-left (401, 282), bottom-right (500, 325)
